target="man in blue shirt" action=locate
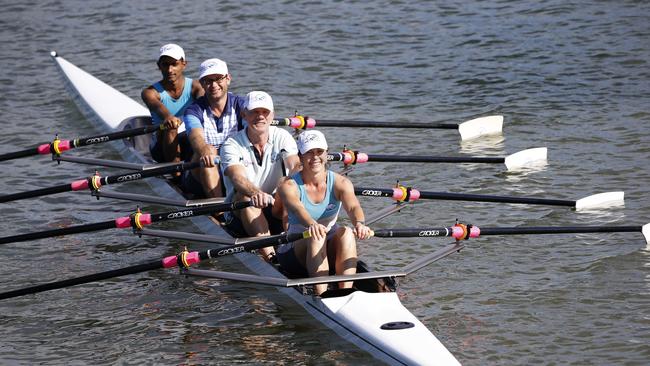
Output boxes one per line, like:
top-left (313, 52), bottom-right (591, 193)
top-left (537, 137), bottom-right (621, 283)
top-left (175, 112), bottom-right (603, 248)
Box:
top-left (182, 58), bottom-right (246, 198)
top-left (141, 44), bottom-right (203, 163)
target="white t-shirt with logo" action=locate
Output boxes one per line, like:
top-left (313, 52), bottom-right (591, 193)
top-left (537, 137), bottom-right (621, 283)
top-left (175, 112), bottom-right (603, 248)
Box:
top-left (220, 126), bottom-right (298, 203)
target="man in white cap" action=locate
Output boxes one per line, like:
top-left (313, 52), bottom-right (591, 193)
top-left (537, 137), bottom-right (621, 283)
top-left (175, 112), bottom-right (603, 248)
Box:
top-left (181, 58), bottom-right (247, 198)
top-left (275, 130), bottom-right (372, 295)
top-left (220, 91), bottom-right (300, 261)
top-left (141, 43), bottom-right (204, 164)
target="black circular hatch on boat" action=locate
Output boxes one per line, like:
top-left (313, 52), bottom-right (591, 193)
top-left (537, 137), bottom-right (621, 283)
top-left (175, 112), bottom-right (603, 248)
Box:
top-left (380, 321), bottom-right (415, 330)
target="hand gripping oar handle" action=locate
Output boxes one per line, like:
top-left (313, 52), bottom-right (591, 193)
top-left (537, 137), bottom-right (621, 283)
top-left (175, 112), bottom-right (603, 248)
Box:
top-left (0, 160), bottom-right (203, 204)
top-left (0, 125), bottom-right (161, 162)
top-left (0, 230), bottom-right (309, 300)
top-left (0, 201), bottom-right (252, 245)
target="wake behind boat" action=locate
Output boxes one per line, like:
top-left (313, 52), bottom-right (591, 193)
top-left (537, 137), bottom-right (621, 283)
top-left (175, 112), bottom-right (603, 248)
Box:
top-left (49, 51), bottom-right (461, 365)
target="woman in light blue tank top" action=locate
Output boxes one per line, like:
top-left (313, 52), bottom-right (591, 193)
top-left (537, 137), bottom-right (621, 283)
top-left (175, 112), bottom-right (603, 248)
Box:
top-left (276, 130), bottom-right (372, 296)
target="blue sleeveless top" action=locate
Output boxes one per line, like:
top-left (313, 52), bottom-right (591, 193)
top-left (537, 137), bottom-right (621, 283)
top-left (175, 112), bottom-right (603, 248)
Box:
top-left (287, 170), bottom-right (341, 231)
top-left (151, 77), bottom-right (194, 125)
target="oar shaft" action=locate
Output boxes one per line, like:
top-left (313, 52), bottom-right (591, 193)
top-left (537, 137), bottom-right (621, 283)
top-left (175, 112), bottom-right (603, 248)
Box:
top-left (366, 154), bottom-right (505, 163)
top-left (0, 183), bottom-right (73, 203)
top-left (0, 260), bottom-right (162, 300)
top-left (417, 191), bottom-right (576, 207)
top-left (0, 220), bottom-right (116, 245)
top-left (327, 152), bottom-right (505, 164)
top-left (0, 147), bottom-right (40, 162)
top-left (479, 226), bottom-right (642, 236)
top-left (0, 125), bottom-right (160, 163)
top-left (314, 119), bottom-right (459, 129)
top-left (0, 231), bottom-right (309, 300)
top-left (354, 187), bottom-right (577, 207)
top-left (0, 201), bottom-right (252, 246)
top-left (73, 125), bottom-right (159, 148)
top-left (0, 161), bottom-right (202, 204)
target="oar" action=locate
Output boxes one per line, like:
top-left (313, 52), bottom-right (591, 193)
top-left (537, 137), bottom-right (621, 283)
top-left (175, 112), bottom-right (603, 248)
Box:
top-left (0, 160), bottom-right (204, 203)
top-left (272, 115), bottom-right (503, 140)
top-left (328, 147), bottom-right (547, 170)
top-left (355, 186), bottom-right (625, 211)
top-left (373, 223), bottom-right (650, 244)
top-left (0, 201), bottom-right (252, 245)
top-left (0, 230), bottom-right (310, 300)
top-left (0, 125), bottom-right (161, 162)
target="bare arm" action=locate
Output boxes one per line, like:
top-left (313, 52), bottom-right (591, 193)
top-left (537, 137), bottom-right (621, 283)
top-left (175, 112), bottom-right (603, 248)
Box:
top-left (141, 86), bottom-right (181, 130)
top-left (188, 128), bottom-right (217, 167)
top-left (224, 164), bottom-right (274, 208)
top-left (284, 154), bottom-right (301, 175)
top-left (335, 174), bottom-right (372, 240)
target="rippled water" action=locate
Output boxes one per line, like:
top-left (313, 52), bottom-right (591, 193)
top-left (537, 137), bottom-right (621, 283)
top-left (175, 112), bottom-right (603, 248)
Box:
top-left (1, 1), bottom-right (649, 365)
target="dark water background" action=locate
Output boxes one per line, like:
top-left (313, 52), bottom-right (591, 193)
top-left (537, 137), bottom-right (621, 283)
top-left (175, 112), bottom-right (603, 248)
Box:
top-left (1, 0), bottom-right (649, 364)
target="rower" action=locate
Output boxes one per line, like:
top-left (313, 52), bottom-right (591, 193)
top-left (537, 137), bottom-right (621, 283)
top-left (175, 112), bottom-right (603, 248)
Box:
top-left (275, 130), bottom-right (372, 295)
top-left (181, 58), bottom-right (246, 198)
top-left (141, 43), bottom-right (203, 164)
top-left (220, 91), bottom-right (300, 261)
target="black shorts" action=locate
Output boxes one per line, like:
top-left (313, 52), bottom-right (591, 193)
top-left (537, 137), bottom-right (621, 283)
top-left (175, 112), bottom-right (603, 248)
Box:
top-left (149, 130), bottom-right (192, 163)
top-left (222, 205), bottom-right (284, 238)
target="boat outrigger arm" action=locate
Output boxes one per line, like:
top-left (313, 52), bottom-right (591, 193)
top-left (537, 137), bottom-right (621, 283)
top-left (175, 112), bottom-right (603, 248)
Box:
top-left (184, 241), bottom-right (464, 288)
top-left (55, 154), bottom-right (178, 171)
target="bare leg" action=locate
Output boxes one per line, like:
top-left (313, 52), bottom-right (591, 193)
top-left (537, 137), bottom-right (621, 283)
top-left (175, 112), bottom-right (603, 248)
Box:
top-left (189, 147), bottom-right (223, 198)
top-left (233, 193), bottom-right (275, 261)
top-left (327, 226), bottom-right (357, 289)
top-left (161, 129), bottom-right (181, 164)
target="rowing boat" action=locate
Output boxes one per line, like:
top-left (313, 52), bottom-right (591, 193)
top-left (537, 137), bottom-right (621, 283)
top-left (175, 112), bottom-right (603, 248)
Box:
top-left (50, 51), bottom-right (462, 365)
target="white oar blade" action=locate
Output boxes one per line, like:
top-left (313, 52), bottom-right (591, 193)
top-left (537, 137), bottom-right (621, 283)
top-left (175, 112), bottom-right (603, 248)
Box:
top-left (575, 191), bottom-right (625, 211)
top-left (504, 147), bottom-right (548, 170)
top-left (642, 223), bottom-right (650, 246)
top-left (458, 115), bottom-right (503, 140)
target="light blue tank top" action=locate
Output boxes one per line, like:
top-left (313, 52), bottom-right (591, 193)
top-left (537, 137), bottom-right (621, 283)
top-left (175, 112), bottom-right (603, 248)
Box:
top-left (287, 170), bottom-right (341, 231)
top-left (151, 77), bottom-right (194, 125)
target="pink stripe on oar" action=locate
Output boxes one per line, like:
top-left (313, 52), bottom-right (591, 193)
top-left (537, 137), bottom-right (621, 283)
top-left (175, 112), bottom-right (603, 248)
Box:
top-left (305, 117), bottom-right (316, 128)
top-left (355, 153), bottom-right (368, 163)
top-left (37, 143), bottom-right (51, 155)
top-left (70, 179), bottom-right (89, 191)
top-left (161, 251), bottom-right (201, 268)
top-left (451, 226), bottom-right (481, 239)
top-left (114, 216), bottom-right (131, 228)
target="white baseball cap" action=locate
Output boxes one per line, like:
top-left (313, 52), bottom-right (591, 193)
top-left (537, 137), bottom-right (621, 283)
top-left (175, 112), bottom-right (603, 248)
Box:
top-left (198, 58), bottom-right (228, 80)
top-left (297, 130), bottom-right (328, 154)
top-left (245, 91), bottom-right (274, 112)
top-left (158, 43), bottom-right (185, 61)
